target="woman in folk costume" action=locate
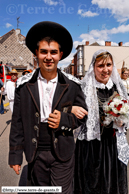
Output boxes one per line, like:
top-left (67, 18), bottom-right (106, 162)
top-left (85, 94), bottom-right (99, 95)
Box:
top-left (121, 67), bottom-right (129, 96)
top-left (72, 49), bottom-right (129, 194)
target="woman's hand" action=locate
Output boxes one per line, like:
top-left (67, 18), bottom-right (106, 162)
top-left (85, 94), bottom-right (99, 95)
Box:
top-left (114, 120), bottom-right (123, 127)
top-left (71, 106), bottom-right (88, 119)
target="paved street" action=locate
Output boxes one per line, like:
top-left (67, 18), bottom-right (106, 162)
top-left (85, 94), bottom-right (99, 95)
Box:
top-left (0, 97), bottom-right (129, 194)
top-left (0, 97), bottom-right (27, 194)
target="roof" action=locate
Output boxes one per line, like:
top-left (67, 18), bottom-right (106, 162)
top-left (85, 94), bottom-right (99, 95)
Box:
top-left (0, 29), bottom-right (25, 44)
top-left (0, 29), bottom-right (33, 66)
top-left (13, 65), bottom-right (27, 69)
top-left (90, 42), bottom-right (100, 46)
top-left (0, 29), bottom-right (15, 44)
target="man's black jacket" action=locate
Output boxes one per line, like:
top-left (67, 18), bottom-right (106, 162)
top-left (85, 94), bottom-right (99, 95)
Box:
top-left (9, 68), bottom-right (87, 165)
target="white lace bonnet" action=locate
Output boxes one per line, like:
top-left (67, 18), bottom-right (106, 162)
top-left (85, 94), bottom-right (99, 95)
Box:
top-left (78, 49), bottom-right (128, 141)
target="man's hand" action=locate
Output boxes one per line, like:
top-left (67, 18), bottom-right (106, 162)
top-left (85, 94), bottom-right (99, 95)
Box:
top-left (71, 106), bottom-right (88, 119)
top-left (10, 165), bottom-right (21, 175)
top-left (48, 110), bottom-right (61, 129)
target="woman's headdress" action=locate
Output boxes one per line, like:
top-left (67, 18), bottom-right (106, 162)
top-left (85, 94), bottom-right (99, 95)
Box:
top-left (78, 49), bottom-right (128, 141)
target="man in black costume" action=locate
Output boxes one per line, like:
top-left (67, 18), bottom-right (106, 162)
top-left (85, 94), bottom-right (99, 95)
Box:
top-left (9, 21), bottom-right (86, 193)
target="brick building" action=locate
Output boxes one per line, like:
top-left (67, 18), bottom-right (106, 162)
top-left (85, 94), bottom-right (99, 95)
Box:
top-left (64, 59), bottom-right (74, 75)
top-left (0, 28), bottom-right (34, 76)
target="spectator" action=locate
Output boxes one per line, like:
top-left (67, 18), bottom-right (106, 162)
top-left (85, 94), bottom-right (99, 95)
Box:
top-left (0, 79), bottom-right (6, 114)
top-left (121, 68), bottom-right (129, 95)
top-left (22, 69), bottom-right (32, 76)
top-left (3, 69), bottom-right (18, 112)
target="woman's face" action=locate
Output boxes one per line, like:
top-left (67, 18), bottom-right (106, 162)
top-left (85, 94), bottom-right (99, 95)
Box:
top-left (94, 57), bottom-right (113, 84)
top-left (122, 70), bottom-right (129, 80)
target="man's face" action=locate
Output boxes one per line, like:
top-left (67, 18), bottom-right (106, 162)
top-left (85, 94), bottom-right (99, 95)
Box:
top-left (11, 73), bottom-right (18, 80)
top-left (122, 70), bottom-right (129, 80)
top-left (36, 40), bottom-right (63, 74)
top-left (24, 71), bottom-right (29, 75)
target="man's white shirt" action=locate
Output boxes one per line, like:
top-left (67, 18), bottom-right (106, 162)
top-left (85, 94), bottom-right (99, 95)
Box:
top-left (37, 71), bottom-right (58, 122)
top-left (3, 81), bottom-right (15, 112)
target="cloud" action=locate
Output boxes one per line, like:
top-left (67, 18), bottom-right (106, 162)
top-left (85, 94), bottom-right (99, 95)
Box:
top-left (123, 42), bottom-right (129, 46)
top-left (91, 0), bottom-right (129, 23)
top-left (73, 41), bottom-right (85, 49)
top-left (109, 24), bottom-right (129, 34)
top-left (58, 53), bottom-right (74, 69)
top-left (73, 24), bottom-right (129, 49)
top-left (117, 18), bottom-right (129, 23)
top-left (79, 24), bottom-right (129, 43)
top-left (90, 29), bottom-right (109, 39)
top-left (79, 29), bottom-right (109, 44)
top-left (111, 42), bottom-right (118, 46)
top-left (73, 39), bottom-right (105, 48)
top-left (5, 23), bottom-right (12, 28)
top-left (43, 0), bottom-right (58, 6)
top-left (60, 23), bottom-right (129, 69)
top-left (77, 9), bottom-right (99, 17)
top-left (73, 32), bottom-right (107, 49)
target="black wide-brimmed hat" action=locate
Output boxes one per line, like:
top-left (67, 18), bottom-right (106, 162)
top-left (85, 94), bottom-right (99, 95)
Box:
top-left (25, 21), bottom-right (73, 60)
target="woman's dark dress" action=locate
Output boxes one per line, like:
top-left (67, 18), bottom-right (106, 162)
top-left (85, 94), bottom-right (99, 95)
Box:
top-left (74, 85), bottom-right (128, 194)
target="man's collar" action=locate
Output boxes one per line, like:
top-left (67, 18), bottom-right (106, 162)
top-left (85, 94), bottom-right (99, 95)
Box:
top-left (17, 68), bottom-right (59, 88)
top-left (38, 70), bottom-right (58, 83)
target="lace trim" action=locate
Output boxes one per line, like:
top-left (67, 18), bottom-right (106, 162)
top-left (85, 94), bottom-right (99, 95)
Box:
top-left (116, 132), bottom-right (129, 165)
top-left (16, 69), bottom-right (81, 89)
top-left (78, 49), bottom-right (129, 165)
top-left (16, 69), bottom-right (36, 88)
top-left (95, 78), bottom-right (113, 90)
top-left (61, 71), bottom-right (81, 85)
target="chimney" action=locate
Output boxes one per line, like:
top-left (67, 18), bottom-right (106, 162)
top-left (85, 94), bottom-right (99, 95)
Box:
top-left (16, 28), bottom-right (21, 36)
top-left (118, 42), bottom-right (123, 46)
top-left (105, 41), bottom-right (111, 46)
top-left (72, 59), bottom-right (74, 64)
top-left (85, 41), bottom-right (89, 46)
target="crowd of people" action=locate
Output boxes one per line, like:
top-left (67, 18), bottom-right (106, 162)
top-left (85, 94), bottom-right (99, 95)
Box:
top-left (0, 21), bottom-right (129, 194)
top-left (0, 68), bottom-right (33, 114)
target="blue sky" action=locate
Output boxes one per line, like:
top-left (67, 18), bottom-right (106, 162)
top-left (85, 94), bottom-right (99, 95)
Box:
top-left (0, 0), bottom-right (129, 68)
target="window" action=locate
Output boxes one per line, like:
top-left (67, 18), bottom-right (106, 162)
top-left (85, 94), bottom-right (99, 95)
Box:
top-left (77, 50), bottom-right (83, 60)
